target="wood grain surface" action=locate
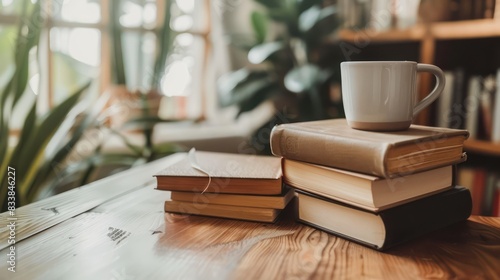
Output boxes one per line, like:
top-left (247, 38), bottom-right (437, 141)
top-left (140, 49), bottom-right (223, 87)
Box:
top-left (1, 154), bottom-right (499, 279)
top-left (0, 153), bottom-right (184, 251)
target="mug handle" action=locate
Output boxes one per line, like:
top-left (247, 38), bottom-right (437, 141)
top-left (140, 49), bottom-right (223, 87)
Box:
top-left (414, 64), bottom-right (445, 116)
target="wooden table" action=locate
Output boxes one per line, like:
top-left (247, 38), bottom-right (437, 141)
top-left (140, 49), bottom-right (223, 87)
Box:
top-left (1, 154), bottom-right (499, 279)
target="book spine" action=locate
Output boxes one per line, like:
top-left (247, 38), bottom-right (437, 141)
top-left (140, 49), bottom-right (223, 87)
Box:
top-left (493, 181), bottom-right (500, 217)
top-left (483, 172), bottom-right (498, 215)
top-left (380, 187), bottom-right (472, 250)
top-left (480, 76), bottom-right (495, 140)
top-left (465, 76), bottom-right (482, 139)
top-left (270, 125), bottom-right (389, 177)
top-left (472, 169), bottom-right (486, 215)
top-left (491, 69), bottom-right (500, 142)
top-left (450, 68), bottom-right (466, 129)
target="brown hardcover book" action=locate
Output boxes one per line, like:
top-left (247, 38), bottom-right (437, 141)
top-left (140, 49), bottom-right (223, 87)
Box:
top-left (164, 200), bottom-right (280, 223)
top-left (284, 159), bottom-right (454, 212)
top-left (154, 151), bottom-right (282, 195)
top-left (270, 119), bottom-right (469, 178)
top-left (296, 186), bottom-right (472, 251)
top-left (170, 187), bottom-right (294, 209)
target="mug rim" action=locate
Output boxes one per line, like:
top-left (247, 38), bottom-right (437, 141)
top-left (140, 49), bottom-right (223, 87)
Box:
top-left (341, 61), bottom-right (417, 65)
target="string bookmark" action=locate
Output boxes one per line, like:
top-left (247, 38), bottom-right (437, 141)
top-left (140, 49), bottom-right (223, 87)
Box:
top-left (188, 148), bottom-right (212, 194)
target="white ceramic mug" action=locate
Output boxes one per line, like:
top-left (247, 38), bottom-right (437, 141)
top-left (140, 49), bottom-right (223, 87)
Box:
top-left (340, 61), bottom-right (445, 131)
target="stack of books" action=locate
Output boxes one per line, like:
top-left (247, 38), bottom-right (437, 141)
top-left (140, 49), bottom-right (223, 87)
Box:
top-left (270, 118), bottom-right (473, 250)
top-left (154, 151), bottom-right (293, 223)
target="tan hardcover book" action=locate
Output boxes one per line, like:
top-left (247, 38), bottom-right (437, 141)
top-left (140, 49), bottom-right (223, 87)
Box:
top-left (270, 119), bottom-right (469, 178)
top-left (171, 187), bottom-right (294, 209)
top-left (284, 159), bottom-right (453, 212)
top-left (154, 151), bottom-right (282, 195)
top-left (164, 200), bottom-right (280, 223)
top-left (296, 187), bottom-right (472, 250)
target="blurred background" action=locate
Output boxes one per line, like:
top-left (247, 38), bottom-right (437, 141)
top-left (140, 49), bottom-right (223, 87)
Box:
top-left (1, 0), bottom-right (499, 215)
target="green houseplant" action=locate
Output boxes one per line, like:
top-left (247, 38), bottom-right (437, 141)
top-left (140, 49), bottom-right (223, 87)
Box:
top-left (219, 0), bottom-right (344, 121)
top-left (0, 1), bottom-right (97, 210)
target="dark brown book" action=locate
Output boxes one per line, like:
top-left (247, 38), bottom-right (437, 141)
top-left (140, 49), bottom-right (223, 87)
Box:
top-left (164, 200), bottom-right (281, 223)
top-left (170, 187), bottom-right (294, 209)
top-left (154, 151), bottom-right (282, 195)
top-left (296, 186), bottom-right (472, 251)
top-left (284, 159), bottom-right (454, 212)
top-left (271, 119), bottom-right (469, 178)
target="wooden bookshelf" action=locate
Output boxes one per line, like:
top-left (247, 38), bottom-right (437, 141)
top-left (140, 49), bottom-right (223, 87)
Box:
top-left (464, 140), bottom-right (500, 157)
top-left (338, 25), bottom-right (425, 42)
top-left (431, 19), bottom-right (500, 39)
top-left (338, 19), bottom-right (500, 42)
top-left (338, 19), bottom-right (500, 216)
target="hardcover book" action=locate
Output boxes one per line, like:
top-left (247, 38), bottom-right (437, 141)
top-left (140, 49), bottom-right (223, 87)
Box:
top-left (283, 159), bottom-right (454, 211)
top-left (296, 186), bottom-right (472, 251)
top-left (271, 118), bottom-right (469, 178)
top-left (154, 151), bottom-right (282, 195)
top-left (164, 200), bottom-right (281, 223)
top-left (170, 187), bottom-right (294, 209)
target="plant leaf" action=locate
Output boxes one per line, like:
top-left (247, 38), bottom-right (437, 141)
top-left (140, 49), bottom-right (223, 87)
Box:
top-left (248, 41), bottom-right (285, 64)
top-left (251, 11), bottom-right (267, 44)
top-left (298, 0), bottom-right (324, 13)
top-left (152, 0), bottom-right (173, 90)
top-left (218, 68), bottom-right (251, 98)
top-left (284, 64), bottom-right (325, 94)
top-left (218, 69), bottom-right (271, 107)
top-left (219, 74), bottom-right (275, 107)
top-left (254, 0), bottom-right (282, 9)
top-left (299, 5), bottom-right (321, 32)
top-left (17, 82), bottom-right (90, 200)
top-left (236, 82), bottom-right (279, 117)
top-left (110, 0), bottom-right (127, 85)
top-left (299, 5), bottom-right (337, 33)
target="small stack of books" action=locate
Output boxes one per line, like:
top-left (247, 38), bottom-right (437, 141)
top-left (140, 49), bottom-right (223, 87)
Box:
top-left (270, 118), bottom-right (473, 250)
top-left (154, 151), bottom-right (293, 223)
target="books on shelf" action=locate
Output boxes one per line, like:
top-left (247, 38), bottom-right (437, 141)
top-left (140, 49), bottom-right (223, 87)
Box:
top-left (296, 186), bottom-right (472, 251)
top-left (270, 119), bottom-right (468, 178)
top-left (458, 166), bottom-right (500, 216)
top-left (154, 151), bottom-right (282, 195)
top-left (439, 69), bottom-right (500, 143)
top-left (465, 75), bottom-right (482, 138)
top-left (156, 150), bottom-right (292, 223)
top-left (492, 69), bottom-right (500, 142)
top-left (283, 159), bottom-right (454, 212)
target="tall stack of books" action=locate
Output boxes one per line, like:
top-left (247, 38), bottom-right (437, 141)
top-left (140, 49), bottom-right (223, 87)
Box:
top-left (270, 118), bottom-right (473, 250)
top-left (154, 151), bottom-right (293, 223)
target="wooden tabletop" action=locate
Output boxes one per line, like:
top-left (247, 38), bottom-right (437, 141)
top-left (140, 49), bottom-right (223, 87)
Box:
top-left (1, 154), bottom-right (499, 279)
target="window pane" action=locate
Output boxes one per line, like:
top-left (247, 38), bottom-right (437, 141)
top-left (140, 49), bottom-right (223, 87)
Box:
top-left (159, 34), bottom-right (204, 119)
top-left (0, 26), bottom-right (16, 88)
top-left (54, 0), bottom-right (101, 23)
top-left (172, 0), bottom-right (207, 33)
top-left (50, 27), bottom-right (100, 104)
top-left (119, 0), bottom-right (157, 28)
top-left (121, 31), bottom-right (155, 91)
top-left (0, 0), bottom-right (22, 15)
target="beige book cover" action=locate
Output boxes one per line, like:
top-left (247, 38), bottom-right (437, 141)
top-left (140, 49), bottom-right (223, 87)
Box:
top-left (155, 151), bottom-right (282, 195)
top-left (271, 119), bottom-right (469, 178)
